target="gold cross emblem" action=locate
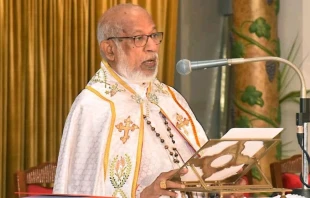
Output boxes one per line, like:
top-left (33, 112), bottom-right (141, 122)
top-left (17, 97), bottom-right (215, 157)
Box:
top-left (115, 116), bottom-right (139, 144)
top-left (176, 113), bottom-right (190, 135)
top-left (105, 83), bottom-right (125, 97)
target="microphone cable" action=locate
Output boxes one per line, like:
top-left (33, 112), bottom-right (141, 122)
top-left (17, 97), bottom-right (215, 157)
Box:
top-left (297, 133), bottom-right (310, 188)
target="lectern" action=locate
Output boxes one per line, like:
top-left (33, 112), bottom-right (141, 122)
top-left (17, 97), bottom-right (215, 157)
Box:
top-left (168, 129), bottom-right (292, 198)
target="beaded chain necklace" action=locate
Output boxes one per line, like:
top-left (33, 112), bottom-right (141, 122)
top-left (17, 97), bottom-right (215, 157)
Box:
top-left (127, 81), bottom-right (185, 165)
top-left (143, 112), bottom-right (184, 165)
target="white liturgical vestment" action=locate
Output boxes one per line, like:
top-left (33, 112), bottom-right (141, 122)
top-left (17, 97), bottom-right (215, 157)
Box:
top-left (53, 61), bottom-right (208, 198)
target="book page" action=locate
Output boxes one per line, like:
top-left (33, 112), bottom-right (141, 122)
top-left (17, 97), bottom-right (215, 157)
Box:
top-left (181, 128), bottom-right (283, 182)
top-left (222, 128), bottom-right (283, 139)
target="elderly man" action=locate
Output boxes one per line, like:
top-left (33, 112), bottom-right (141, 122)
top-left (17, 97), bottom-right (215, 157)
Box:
top-left (53, 3), bottom-right (209, 198)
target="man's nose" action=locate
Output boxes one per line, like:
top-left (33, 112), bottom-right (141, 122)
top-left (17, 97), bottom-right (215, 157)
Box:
top-left (144, 37), bottom-right (159, 52)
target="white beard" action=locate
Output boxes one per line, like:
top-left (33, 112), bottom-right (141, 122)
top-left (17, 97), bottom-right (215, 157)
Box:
top-left (115, 45), bottom-right (158, 83)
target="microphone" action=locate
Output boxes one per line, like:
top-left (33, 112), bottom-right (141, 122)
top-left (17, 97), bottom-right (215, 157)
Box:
top-left (176, 57), bottom-right (306, 97)
top-left (176, 58), bottom-right (244, 75)
top-left (176, 56), bottom-right (310, 196)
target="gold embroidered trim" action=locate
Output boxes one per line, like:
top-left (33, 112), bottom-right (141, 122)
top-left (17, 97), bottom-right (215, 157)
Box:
top-left (176, 113), bottom-right (190, 135)
top-left (167, 86), bottom-right (201, 148)
top-left (131, 103), bottom-right (144, 198)
top-left (102, 60), bottom-right (136, 95)
top-left (159, 109), bottom-right (195, 152)
top-left (85, 86), bottom-right (116, 180)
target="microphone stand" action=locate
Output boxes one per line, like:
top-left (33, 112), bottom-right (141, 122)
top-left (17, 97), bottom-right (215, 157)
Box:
top-left (228, 57), bottom-right (310, 196)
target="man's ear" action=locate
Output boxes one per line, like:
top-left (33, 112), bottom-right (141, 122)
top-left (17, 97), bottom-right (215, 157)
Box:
top-left (100, 40), bottom-right (115, 61)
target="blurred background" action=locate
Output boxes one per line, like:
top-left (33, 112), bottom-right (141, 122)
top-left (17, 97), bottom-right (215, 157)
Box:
top-left (1, 0), bottom-right (310, 197)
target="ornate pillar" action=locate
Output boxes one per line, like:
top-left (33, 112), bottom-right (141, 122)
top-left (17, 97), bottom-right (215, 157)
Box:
top-left (231, 0), bottom-right (280, 189)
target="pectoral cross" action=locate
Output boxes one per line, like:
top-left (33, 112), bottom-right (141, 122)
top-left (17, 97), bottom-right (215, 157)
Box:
top-left (115, 116), bottom-right (139, 144)
top-left (176, 113), bottom-right (190, 135)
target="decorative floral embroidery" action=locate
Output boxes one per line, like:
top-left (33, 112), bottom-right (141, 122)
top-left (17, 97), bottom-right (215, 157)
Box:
top-left (110, 154), bottom-right (132, 198)
top-left (131, 92), bottom-right (159, 105)
top-left (176, 113), bottom-right (190, 135)
top-left (115, 116), bottom-right (139, 144)
top-left (153, 81), bottom-right (169, 95)
top-left (112, 189), bottom-right (127, 198)
top-left (90, 68), bottom-right (108, 86)
top-left (147, 93), bottom-right (158, 105)
top-left (105, 83), bottom-right (125, 97)
top-left (131, 94), bottom-right (143, 104)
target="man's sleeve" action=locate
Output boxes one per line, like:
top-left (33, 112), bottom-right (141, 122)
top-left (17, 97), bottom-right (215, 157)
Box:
top-left (53, 89), bottom-right (111, 195)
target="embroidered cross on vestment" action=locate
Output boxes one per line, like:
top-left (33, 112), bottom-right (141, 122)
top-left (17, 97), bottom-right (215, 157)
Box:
top-left (115, 116), bottom-right (139, 144)
top-left (176, 113), bottom-right (190, 135)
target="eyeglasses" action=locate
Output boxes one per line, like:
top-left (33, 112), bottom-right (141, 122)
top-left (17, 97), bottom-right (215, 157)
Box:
top-left (107, 32), bottom-right (164, 47)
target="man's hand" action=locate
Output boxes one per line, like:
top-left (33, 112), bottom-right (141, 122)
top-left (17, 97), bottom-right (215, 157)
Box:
top-left (140, 168), bottom-right (188, 198)
top-left (224, 176), bottom-right (248, 198)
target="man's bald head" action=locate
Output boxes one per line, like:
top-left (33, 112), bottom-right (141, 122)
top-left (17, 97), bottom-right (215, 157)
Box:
top-left (97, 4), bottom-right (154, 45)
top-left (97, 4), bottom-right (160, 83)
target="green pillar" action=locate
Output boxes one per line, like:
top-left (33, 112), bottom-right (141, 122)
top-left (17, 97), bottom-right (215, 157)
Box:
top-left (232, 0), bottom-right (280, 189)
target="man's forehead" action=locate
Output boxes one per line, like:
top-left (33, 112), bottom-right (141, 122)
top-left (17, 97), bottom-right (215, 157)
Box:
top-left (123, 26), bottom-right (157, 35)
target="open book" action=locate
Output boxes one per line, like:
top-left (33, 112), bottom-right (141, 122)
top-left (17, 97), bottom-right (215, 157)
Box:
top-left (174, 128), bottom-right (283, 184)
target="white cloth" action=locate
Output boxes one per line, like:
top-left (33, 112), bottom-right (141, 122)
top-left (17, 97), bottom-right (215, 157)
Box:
top-left (53, 62), bottom-right (208, 198)
top-left (273, 195), bottom-right (306, 198)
